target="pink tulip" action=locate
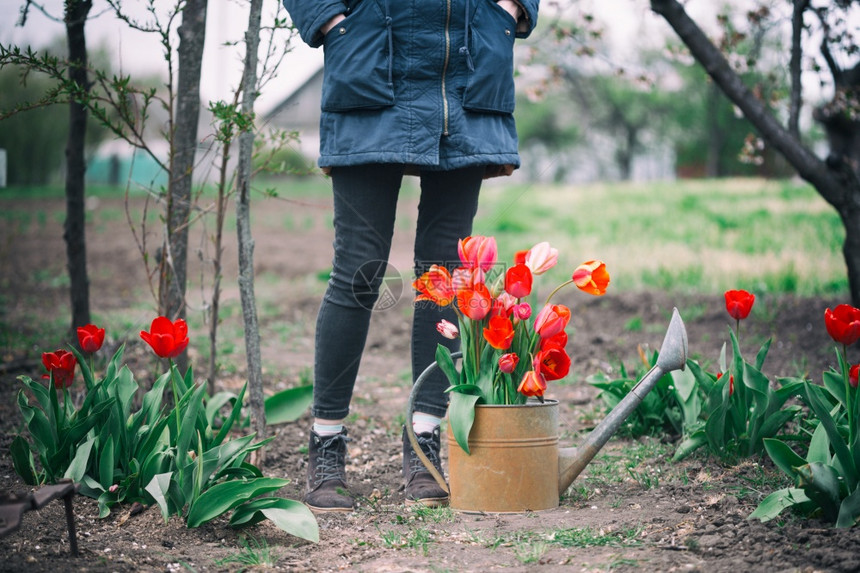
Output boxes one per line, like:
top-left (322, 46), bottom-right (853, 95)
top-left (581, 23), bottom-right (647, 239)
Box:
top-left (524, 241), bottom-right (558, 275)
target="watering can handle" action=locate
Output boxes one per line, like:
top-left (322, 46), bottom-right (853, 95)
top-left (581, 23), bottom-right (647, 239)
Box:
top-left (405, 352), bottom-right (462, 495)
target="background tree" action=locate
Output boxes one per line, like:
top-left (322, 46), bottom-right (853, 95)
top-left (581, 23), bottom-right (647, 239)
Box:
top-left (649, 0), bottom-right (860, 305)
top-left (161, 0), bottom-right (208, 342)
top-left (235, 0), bottom-right (267, 453)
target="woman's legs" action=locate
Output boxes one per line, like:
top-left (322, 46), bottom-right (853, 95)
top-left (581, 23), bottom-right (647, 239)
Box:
top-left (312, 164), bottom-right (405, 420)
top-left (306, 163), bottom-right (404, 512)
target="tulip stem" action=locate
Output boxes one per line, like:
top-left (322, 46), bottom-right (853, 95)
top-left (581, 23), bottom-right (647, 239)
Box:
top-left (844, 344), bottom-right (855, 448)
top-left (168, 359), bottom-right (184, 465)
top-left (543, 279), bottom-right (574, 307)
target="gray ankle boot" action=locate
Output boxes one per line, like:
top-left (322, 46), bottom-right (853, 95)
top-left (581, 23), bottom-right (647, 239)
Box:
top-left (402, 426), bottom-right (449, 507)
top-left (305, 428), bottom-right (354, 512)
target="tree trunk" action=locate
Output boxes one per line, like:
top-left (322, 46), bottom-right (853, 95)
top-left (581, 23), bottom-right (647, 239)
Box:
top-left (164, 0), bottom-right (207, 370)
top-left (236, 0), bottom-right (267, 453)
top-left (63, 0), bottom-right (93, 339)
top-left (788, 0), bottom-right (809, 139)
top-left (650, 0), bottom-right (860, 305)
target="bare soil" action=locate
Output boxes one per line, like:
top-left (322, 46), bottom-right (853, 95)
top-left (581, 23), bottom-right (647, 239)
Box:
top-left (1, 193), bottom-right (859, 572)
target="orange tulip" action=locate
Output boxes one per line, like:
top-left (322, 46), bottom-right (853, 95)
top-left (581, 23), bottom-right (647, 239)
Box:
top-left (572, 260), bottom-right (610, 296)
top-left (517, 370), bottom-right (547, 397)
top-left (413, 265), bottom-right (455, 306)
top-left (457, 283), bottom-right (492, 321)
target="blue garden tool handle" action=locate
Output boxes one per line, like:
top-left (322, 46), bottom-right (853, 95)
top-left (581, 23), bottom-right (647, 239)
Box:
top-left (405, 352), bottom-right (462, 494)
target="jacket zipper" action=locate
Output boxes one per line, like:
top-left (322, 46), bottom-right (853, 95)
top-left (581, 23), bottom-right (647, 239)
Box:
top-left (441, 0), bottom-right (452, 136)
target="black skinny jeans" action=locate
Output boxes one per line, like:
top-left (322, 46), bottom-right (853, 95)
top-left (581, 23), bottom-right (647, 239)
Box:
top-left (312, 163), bottom-right (484, 420)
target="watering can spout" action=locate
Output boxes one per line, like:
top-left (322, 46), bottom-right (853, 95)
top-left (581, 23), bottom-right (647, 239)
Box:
top-left (558, 307), bottom-right (688, 495)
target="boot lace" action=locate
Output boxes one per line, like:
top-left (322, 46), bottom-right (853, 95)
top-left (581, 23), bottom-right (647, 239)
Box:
top-left (409, 432), bottom-right (441, 476)
top-left (312, 433), bottom-right (348, 487)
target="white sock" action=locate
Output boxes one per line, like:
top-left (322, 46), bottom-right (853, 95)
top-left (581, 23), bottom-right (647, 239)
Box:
top-left (313, 422), bottom-right (343, 436)
top-left (412, 413), bottom-right (442, 435)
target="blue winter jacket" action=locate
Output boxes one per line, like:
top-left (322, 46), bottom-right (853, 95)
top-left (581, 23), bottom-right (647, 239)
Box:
top-left (282, 0), bottom-right (539, 177)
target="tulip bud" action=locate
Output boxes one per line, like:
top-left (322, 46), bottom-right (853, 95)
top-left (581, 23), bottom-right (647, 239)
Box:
top-left (436, 319), bottom-right (459, 340)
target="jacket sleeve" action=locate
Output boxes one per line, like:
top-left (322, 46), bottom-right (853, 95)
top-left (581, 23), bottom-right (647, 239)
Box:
top-left (283, 0), bottom-right (348, 48)
top-left (514, 0), bottom-right (539, 39)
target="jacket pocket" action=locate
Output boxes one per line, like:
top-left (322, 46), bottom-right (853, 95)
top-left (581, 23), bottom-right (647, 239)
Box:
top-left (321, 0), bottom-right (395, 112)
top-left (462, 0), bottom-right (517, 114)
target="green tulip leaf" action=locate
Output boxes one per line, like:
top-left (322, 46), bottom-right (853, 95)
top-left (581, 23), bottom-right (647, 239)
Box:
top-left (145, 471), bottom-right (173, 522)
top-left (797, 462), bottom-right (844, 523)
top-left (176, 383), bottom-right (207, 466)
top-left (763, 438), bottom-right (806, 479)
top-left (807, 422), bottom-right (832, 466)
top-left (448, 392), bottom-right (481, 455)
top-left (229, 497), bottom-right (319, 542)
top-left (63, 435), bottom-right (96, 483)
top-left (836, 486), bottom-right (860, 528)
top-left (754, 337), bottom-right (772, 371)
top-left (10, 435), bottom-right (38, 485)
top-left (671, 367), bottom-right (697, 403)
top-left (265, 384), bottom-right (313, 426)
top-left (434, 344), bottom-right (460, 387)
top-left (99, 434), bottom-right (115, 489)
top-left (672, 430), bottom-right (707, 461)
top-left (803, 382), bottom-right (856, 490)
top-left (750, 487), bottom-right (810, 522)
top-left (186, 477), bottom-right (290, 528)
top-left (206, 390), bottom-right (238, 427)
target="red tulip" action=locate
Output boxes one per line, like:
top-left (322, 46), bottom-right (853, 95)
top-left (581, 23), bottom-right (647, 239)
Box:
top-left (140, 317), bottom-right (189, 359)
top-left (824, 304), bottom-right (860, 347)
top-left (505, 263), bottom-right (533, 298)
top-left (517, 370), bottom-right (547, 397)
top-left (483, 316), bottom-right (515, 350)
top-left (540, 330), bottom-right (568, 351)
top-left (42, 350), bottom-right (77, 389)
top-left (457, 283), bottom-right (492, 321)
top-left (724, 290), bottom-right (755, 321)
top-left (498, 353), bottom-right (519, 374)
top-left (717, 372), bottom-right (735, 397)
top-left (414, 265), bottom-right (455, 307)
top-left (457, 236), bottom-right (497, 272)
top-left (534, 346), bottom-right (571, 381)
top-left (77, 324), bottom-right (105, 353)
top-left (534, 304), bottom-right (571, 339)
top-left (849, 364), bottom-right (859, 389)
top-left (572, 260), bottom-right (610, 296)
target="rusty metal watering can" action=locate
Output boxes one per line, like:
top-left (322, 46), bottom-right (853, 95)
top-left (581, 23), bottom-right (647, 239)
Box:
top-left (405, 307), bottom-right (688, 512)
